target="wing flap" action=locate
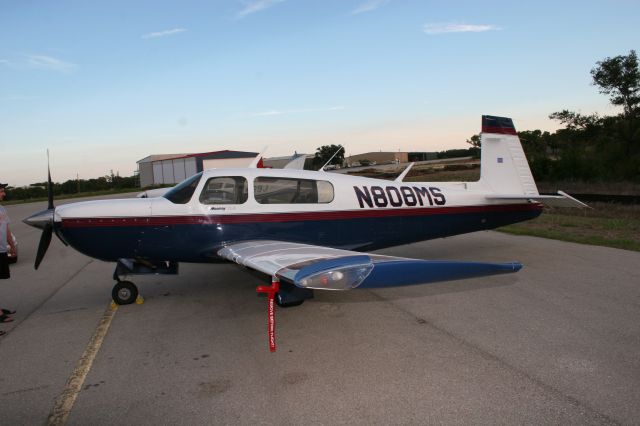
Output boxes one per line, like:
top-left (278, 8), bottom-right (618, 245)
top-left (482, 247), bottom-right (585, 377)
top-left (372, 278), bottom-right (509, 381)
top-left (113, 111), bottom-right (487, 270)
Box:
top-left (219, 240), bottom-right (522, 290)
top-left (217, 241), bottom-right (358, 277)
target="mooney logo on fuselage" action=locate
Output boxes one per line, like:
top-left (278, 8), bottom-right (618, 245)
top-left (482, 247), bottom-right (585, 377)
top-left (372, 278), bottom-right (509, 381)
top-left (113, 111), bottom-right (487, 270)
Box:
top-left (353, 185), bottom-right (446, 208)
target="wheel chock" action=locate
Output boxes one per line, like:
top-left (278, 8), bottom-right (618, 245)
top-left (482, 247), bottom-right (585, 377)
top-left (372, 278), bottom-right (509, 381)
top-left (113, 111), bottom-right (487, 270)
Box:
top-left (135, 295), bottom-right (145, 305)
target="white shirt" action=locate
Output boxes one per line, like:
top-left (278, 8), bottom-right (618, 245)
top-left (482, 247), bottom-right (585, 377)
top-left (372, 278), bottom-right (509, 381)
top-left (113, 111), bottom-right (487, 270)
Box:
top-left (0, 205), bottom-right (9, 253)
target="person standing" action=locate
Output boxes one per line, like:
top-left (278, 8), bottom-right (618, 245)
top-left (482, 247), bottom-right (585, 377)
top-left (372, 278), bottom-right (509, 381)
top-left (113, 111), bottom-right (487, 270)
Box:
top-left (0, 182), bottom-right (17, 334)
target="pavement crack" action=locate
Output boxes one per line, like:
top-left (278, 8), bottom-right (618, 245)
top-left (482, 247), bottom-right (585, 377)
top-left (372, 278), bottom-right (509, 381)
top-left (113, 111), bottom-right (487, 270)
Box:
top-left (1, 384), bottom-right (50, 396)
top-left (1, 259), bottom-right (94, 332)
top-left (45, 307), bottom-right (89, 315)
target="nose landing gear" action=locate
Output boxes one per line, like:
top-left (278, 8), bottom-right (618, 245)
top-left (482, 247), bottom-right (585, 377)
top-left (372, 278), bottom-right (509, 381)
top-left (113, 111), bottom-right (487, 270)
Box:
top-left (112, 280), bottom-right (139, 305)
top-left (111, 258), bottom-right (179, 305)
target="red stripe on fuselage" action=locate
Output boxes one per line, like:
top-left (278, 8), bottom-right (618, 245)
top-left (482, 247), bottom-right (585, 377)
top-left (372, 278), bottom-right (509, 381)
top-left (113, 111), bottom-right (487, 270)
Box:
top-left (60, 203), bottom-right (542, 228)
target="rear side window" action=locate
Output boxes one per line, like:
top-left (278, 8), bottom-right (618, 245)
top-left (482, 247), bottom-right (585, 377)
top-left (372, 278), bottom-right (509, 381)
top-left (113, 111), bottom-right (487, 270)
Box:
top-left (254, 177), bottom-right (334, 204)
top-left (163, 172), bottom-right (202, 204)
top-left (199, 176), bottom-right (248, 204)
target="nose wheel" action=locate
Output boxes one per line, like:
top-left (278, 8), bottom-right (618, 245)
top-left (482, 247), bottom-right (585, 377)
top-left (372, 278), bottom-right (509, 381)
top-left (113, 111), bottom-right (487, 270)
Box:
top-left (112, 281), bottom-right (139, 305)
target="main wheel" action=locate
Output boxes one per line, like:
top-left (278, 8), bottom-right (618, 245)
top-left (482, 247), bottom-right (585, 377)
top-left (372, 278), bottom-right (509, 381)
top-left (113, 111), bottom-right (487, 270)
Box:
top-left (112, 281), bottom-right (138, 305)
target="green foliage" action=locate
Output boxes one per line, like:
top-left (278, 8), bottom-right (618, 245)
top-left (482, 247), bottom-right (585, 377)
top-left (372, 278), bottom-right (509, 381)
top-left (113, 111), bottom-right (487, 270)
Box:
top-left (313, 144), bottom-right (345, 169)
top-left (548, 110), bottom-right (602, 131)
top-left (515, 115), bottom-right (640, 182)
top-left (510, 51), bottom-right (640, 183)
top-left (466, 134), bottom-right (481, 148)
top-left (591, 50), bottom-right (640, 118)
top-left (5, 172), bottom-right (139, 202)
top-left (437, 147), bottom-right (479, 159)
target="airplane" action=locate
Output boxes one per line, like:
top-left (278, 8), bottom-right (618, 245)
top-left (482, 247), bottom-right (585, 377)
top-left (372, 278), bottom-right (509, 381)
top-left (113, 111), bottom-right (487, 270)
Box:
top-left (24, 115), bottom-right (586, 351)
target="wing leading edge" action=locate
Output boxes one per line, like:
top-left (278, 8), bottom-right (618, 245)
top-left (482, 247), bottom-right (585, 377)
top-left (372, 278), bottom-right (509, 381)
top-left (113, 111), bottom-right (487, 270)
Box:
top-left (218, 240), bottom-right (521, 290)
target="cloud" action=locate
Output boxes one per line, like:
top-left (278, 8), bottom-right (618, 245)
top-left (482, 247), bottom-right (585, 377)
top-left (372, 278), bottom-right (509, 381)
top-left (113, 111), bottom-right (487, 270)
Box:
top-left (351, 0), bottom-right (390, 15)
top-left (423, 23), bottom-right (501, 34)
top-left (250, 106), bottom-right (345, 117)
top-left (25, 55), bottom-right (77, 73)
top-left (142, 28), bottom-right (187, 39)
top-left (237, 0), bottom-right (285, 18)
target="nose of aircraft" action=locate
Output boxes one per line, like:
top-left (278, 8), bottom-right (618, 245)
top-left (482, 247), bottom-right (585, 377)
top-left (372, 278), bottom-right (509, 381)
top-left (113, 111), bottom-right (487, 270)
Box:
top-left (23, 208), bottom-right (55, 230)
top-left (23, 208), bottom-right (55, 269)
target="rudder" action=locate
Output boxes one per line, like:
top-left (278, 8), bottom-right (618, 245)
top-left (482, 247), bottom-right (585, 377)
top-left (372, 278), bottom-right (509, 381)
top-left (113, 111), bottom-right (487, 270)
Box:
top-left (479, 115), bottom-right (539, 196)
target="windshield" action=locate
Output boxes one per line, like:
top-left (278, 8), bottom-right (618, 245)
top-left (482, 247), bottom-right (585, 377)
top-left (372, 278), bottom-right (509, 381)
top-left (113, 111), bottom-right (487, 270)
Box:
top-left (163, 172), bottom-right (203, 204)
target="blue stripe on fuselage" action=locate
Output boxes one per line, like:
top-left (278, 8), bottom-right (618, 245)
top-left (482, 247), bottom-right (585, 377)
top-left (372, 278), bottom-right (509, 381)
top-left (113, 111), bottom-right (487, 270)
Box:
top-left (56, 206), bottom-right (542, 262)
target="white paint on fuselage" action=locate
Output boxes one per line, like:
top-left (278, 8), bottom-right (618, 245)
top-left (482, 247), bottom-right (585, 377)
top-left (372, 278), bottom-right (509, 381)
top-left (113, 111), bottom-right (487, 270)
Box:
top-left (54, 167), bottom-right (508, 221)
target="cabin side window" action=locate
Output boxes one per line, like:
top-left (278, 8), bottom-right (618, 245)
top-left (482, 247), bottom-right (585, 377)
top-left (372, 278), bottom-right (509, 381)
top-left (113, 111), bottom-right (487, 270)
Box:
top-left (163, 172), bottom-right (202, 204)
top-left (254, 177), bottom-right (334, 204)
top-left (199, 176), bottom-right (248, 205)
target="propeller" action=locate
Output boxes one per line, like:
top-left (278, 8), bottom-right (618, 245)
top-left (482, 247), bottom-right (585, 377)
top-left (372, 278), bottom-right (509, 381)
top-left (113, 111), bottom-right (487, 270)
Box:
top-left (23, 151), bottom-right (55, 270)
top-left (34, 223), bottom-right (53, 269)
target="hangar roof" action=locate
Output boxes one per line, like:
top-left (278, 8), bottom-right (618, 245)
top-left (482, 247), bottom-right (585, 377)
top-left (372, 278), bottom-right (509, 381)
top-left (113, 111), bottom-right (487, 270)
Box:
top-left (172, 150), bottom-right (258, 160)
top-left (137, 154), bottom-right (188, 164)
top-left (137, 150), bottom-right (258, 164)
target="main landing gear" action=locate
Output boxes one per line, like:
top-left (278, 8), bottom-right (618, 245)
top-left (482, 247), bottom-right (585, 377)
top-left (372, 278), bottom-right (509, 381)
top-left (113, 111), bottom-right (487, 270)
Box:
top-left (112, 258), bottom-right (179, 305)
top-left (255, 278), bottom-right (314, 352)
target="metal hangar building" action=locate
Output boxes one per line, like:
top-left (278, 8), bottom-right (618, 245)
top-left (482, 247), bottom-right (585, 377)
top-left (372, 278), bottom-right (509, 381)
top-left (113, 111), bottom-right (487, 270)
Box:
top-left (137, 150), bottom-right (260, 187)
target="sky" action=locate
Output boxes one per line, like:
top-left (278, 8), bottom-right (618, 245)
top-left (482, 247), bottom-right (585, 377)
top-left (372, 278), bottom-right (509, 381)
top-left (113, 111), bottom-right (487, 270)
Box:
top-left (1, 0), bottom-right (638, 186)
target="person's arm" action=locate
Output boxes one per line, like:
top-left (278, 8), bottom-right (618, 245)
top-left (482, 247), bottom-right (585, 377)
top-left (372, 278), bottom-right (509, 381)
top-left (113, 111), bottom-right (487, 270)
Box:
top-left (6, 224), bottom-right (16, 256)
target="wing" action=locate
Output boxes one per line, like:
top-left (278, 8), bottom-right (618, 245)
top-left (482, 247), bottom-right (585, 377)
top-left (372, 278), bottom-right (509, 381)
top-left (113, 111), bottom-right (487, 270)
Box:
top-left (218, 240), bottom-right (522, 290)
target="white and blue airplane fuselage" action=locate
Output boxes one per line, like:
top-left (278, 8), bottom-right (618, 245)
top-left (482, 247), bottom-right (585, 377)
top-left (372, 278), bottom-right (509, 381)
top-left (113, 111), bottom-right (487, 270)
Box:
top-left (53, 167), bottom-right (543, 263)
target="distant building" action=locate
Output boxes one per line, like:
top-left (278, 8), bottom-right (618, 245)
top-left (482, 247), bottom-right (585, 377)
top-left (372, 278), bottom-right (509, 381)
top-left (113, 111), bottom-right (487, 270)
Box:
top-left (137, 150), bottom-right (260, 187)
top-left (263, 153), bottom-right (314, 169)
top-left (345, 151), bottom-right (436, 167)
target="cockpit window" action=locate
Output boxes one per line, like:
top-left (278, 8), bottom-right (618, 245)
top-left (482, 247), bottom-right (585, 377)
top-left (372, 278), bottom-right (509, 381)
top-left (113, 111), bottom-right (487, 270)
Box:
top-left (163, 172), bottom-right (202, 204)
top-left (199, 176), bottom-right (248, 204)
top-left (254, 177), bottom-right (334, 204)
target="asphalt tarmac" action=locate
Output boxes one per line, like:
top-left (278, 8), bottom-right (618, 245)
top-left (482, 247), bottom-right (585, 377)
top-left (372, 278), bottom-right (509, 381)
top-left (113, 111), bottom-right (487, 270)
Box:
top-left (1, 197), bottom-right (639, 425)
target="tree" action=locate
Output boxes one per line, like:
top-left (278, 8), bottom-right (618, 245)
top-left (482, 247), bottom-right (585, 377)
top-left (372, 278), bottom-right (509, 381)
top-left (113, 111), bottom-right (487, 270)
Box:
top-left (466, 134), bottom-right (481, 148)
top-left (313, 144), bottom-right (344, 169)
top-left (548, 110), bottom-right (602, 131)
top-left (591, 50), bottom-right (640, 118)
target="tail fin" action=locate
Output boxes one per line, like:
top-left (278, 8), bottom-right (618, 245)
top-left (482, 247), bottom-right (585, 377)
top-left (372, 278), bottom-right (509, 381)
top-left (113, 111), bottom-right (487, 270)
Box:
top-left (479, 115), bottom-right (539, 196)
top-left (479, 115), bottom-right (589, 208)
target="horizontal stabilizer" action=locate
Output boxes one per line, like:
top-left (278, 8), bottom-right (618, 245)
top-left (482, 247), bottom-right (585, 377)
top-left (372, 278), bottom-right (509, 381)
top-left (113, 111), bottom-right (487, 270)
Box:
top-left (486, 191), bottom-right (589, 208)
top-left (395, 163), bottom-right (414, 182)
top-left (219, 240), bottom-right (522, 291)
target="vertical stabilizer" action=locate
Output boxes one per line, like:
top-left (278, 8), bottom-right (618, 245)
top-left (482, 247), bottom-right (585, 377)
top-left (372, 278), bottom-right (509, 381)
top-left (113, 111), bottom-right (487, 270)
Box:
top-left (479, 115), bottom-right (539, 196)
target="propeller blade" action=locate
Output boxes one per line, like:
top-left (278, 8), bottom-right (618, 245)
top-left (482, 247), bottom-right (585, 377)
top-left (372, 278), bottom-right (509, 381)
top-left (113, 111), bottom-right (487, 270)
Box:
top-left (34, 222), bottom-right (53, 270)
top-left (47, 149), bottom-right (54, 210)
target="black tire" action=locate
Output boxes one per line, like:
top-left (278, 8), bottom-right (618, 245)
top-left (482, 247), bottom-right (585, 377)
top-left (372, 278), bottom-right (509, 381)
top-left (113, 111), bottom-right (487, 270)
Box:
top-left (112, 281), bottom-right (138, 305)
top-left (275, 293), bottom-right (304, 308)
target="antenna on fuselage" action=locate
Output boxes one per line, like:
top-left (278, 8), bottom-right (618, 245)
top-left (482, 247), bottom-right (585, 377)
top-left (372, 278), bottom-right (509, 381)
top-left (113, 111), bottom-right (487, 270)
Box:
top-left (320, 146), bottom-right (344, 171)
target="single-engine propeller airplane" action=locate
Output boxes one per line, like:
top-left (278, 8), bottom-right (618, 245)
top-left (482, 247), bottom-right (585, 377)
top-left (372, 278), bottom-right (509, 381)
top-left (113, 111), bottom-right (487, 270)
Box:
top-left (24, 116), bottom-right (586, 351)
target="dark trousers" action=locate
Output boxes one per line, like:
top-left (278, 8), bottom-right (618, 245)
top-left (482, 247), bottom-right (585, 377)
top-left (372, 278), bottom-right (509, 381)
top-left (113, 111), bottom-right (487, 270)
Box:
top-left (0, 252), bottom-right (9, 279)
